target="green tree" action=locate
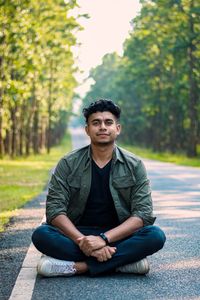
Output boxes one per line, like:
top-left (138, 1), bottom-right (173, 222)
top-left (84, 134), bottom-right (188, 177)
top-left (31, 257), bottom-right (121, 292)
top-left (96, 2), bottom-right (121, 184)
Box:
top-left (0, 0), bottom-right (82, 157)
top-left (83, 0), bottom-right (200, 157)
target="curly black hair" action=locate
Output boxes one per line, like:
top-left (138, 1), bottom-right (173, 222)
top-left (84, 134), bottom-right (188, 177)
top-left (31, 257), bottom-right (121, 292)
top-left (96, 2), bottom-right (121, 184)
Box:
top-left (82, 99), bottom-right (121, 123)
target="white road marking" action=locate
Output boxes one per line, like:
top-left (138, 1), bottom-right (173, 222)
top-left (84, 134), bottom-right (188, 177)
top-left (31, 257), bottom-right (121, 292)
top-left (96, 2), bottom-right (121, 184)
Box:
top-left (9, 216), bottom-right (45, 300)
top-left (9, 243), bottom-right (41, 300)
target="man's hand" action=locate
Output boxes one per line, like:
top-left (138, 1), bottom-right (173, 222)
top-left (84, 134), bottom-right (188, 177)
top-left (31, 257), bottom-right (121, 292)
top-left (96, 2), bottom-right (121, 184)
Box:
top-left (77, 235), bottom-right (106, 256)
top-left (91, 246), bottom-right (117, 262)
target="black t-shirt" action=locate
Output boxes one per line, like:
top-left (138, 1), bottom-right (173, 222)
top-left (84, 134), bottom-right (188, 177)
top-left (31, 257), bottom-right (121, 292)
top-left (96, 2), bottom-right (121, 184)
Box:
top-left (78, 159), bottom-right (119, 227)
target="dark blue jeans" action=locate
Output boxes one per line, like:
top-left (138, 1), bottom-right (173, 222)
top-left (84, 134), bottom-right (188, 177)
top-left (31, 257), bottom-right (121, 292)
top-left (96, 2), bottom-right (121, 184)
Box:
top-left (32, 224), bottom-right (166, 276)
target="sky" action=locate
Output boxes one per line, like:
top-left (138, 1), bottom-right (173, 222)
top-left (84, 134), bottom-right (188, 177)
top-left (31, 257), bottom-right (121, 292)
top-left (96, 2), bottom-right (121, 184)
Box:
top-left (71, 0), bottom-right (141, 98)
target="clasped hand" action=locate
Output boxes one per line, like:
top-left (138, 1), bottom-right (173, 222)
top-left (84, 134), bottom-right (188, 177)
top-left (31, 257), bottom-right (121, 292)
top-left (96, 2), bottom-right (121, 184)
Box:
top-left (77, 235), bottom-right (116, 262)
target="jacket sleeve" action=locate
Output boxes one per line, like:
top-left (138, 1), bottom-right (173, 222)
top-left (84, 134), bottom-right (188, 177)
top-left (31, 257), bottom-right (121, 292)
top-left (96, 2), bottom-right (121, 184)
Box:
top-left (130, 160), bottom-right (156, 226)
top-left (46, 158), bottom-right (70, 224)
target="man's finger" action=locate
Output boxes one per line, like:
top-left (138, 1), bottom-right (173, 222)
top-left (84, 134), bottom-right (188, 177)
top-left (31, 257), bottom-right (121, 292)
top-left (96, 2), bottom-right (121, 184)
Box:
top-left (105, 248), bottom-right (112, 259)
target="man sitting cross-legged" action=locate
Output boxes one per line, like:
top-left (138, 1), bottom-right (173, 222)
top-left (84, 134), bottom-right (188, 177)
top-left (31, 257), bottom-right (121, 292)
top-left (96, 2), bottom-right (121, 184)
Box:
top-left (32, 99), bottom-right (166, 277)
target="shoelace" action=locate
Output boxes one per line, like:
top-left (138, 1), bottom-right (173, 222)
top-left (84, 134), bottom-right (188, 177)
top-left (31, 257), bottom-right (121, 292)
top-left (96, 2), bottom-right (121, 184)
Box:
top-left (50, 261), bottom-right (76, 274)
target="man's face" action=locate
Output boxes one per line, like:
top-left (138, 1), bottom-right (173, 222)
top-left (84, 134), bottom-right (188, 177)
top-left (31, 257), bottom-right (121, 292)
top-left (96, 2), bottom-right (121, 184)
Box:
top-left (85, 111), bottom-right (121, 146)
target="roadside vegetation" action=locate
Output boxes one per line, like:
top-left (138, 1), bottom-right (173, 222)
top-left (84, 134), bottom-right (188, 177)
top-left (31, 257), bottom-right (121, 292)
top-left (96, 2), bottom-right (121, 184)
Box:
top-left (122, 144), bottom-right (200, 168)
top-left (0, 133), bottom-right (71, 232)
top-left (0, 1), bottom-right (82, 158)
top-left (82, 0), bottom-right (200, 158)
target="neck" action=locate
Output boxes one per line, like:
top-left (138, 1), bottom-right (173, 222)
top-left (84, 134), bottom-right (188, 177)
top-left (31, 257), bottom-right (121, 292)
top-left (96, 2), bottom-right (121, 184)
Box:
top-left (91, 143), bottom-right (115, 167)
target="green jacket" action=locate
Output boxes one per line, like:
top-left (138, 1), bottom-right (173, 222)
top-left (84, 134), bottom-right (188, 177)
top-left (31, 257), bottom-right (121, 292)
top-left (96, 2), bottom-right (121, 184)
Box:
top-left (46, 145), bottom-right (156, 226)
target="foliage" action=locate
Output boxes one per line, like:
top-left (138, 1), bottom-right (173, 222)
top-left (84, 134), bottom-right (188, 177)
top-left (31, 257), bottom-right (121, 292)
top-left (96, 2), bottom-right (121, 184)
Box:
top-left (82, 0), bottom-right (200, 157)
top-left (0, 0), bottom-right (82, 157)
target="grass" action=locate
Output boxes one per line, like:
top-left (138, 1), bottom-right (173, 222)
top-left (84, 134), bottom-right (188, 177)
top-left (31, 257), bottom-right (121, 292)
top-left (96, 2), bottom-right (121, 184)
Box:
top-left (0, 133), bottom-right (72, 232)
top-left (121, 144), bottom-right (200, 168)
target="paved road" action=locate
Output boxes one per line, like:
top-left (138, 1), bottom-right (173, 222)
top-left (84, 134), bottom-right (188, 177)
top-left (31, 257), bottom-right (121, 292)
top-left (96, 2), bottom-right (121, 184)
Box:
top-left (1, 127), bottom-right (200, 300)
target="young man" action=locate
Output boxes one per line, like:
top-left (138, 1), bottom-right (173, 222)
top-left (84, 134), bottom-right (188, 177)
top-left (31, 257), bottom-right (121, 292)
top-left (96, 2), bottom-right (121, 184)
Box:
top-left (32, 99), bottom-right (166, 277)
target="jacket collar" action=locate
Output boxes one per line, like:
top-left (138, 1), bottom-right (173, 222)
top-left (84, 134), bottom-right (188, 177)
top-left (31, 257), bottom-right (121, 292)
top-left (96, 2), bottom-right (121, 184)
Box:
top-left (86, 144), bottom-right (124, 164)
top-left (113, 145), bottom-right (124, 164)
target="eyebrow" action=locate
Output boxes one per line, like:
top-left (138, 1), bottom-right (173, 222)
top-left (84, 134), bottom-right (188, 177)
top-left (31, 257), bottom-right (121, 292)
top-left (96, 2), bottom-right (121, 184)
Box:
top-left (91, 118), bottom-right (114, 122)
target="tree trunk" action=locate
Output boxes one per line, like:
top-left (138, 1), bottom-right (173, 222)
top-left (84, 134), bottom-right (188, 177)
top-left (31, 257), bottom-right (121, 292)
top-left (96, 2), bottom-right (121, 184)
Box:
top-left (187, 2), bottom-right (198, 157)
top-left (25, 125), bottom-right (31, 156)
top-left (40, 117), bottom-right (47, 150)
top-left (10, 104), bottom-right (19, 157)
top-left (25, 74), bottom-right (38, 156)
top-left (4, 129), bottom-right (11, 156)
top-left (33, 105), bottom-right (39, 154)
top-left (19, 127), bottom-right (23, 156)
top-left (0, 57), bottom-right (4, 157)
top-left (19, 103), bottom-right (26, 156)
top-left (0, 18), bottom-right (6, 157)
top-left (47, 59), bottom-right (53, 154)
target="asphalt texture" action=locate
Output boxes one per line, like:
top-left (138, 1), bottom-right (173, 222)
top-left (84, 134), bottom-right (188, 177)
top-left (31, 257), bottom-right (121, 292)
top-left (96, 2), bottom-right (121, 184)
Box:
top-left (0, 191), bottom-right (46, 300)
top-left (1, 127), bottom-right (200, 300)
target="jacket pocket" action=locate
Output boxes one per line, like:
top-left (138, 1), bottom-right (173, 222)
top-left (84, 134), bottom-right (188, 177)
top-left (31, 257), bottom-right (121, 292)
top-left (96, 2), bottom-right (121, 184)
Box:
top-left (67, 175), bottom-right (81, 189)
top-left (112, 176), bottom-right (135, 188)
top-left (112, 175), bottom-right (135, 209)
top-left (67, 175), bottom-right (81, 201)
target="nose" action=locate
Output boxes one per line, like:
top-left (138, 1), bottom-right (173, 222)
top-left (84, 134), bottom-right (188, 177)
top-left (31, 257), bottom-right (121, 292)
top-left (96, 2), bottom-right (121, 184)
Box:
top-left (99, 121), bottom-right (107, 130)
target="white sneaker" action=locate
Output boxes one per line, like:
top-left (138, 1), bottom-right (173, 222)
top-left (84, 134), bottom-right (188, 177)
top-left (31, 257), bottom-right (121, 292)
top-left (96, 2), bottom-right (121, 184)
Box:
top-left (37, 256), bottom-right (76, 277)
top-left (116, 258), bottom-right (150, 275)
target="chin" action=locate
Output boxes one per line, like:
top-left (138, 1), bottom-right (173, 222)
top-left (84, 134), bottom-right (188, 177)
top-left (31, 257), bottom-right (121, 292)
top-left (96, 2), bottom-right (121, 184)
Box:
top-left (95, 140), bottom-right (114, 146)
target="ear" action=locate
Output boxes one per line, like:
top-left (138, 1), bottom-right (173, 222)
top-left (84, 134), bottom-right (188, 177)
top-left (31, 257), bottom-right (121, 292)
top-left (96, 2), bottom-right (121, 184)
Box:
top-left (85, 125), bottom-right (89, 136)
top-left (116, 124), bottom-right (121, 135)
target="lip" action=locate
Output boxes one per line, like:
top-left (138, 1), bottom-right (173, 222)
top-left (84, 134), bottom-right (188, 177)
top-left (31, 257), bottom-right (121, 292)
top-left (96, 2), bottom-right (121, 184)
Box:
top-left (97, 133), bottom-right (109, 136)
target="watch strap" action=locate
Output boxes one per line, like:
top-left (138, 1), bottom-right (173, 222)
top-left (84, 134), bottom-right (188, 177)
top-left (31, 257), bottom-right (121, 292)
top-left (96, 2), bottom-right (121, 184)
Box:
top-left (99, 232), bottom-right (109, 245)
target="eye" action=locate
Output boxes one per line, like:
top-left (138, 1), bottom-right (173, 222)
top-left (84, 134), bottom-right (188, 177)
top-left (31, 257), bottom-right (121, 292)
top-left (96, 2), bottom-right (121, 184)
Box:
top-left (105, 120), bottom-right (114, 126)
top-left (92, 121), bottom-right (100, 126)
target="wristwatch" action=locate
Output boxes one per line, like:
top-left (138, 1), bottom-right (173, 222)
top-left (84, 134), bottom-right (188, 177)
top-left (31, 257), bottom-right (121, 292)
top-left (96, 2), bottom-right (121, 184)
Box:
top-left (99, 232), bottom-right (109, 245)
